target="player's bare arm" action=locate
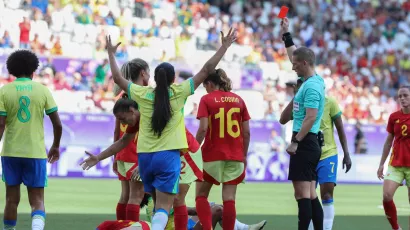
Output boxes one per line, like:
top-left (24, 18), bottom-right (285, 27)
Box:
top-left (80, 132), bottom-right (135, 170)
top-left (242, 120), bottom-right (250, 164)
top-left (334, 116), bottom-right (352, 173)
top-left (112, 118), bottom-right (121, 174)
top-left (279, 99), bottom-right (294, 124)
top-left (196, 117), bottom-right (208, 144)
top-left (192, 28), bottom-right (237, 89)
top-left (377, 133), bottom-right (394, 180)
top-left (106, 35), bottom-right (130, 92)
top-left (48, 111), bottom-right (62, 163)
top-left (280, 17), bottom-right (297, 61)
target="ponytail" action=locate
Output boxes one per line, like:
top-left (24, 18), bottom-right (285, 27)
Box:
top-left (204, 68), bottom-right (232, 92)
top-left (151, 63), bottom-right (175, 137)
top-left (114, 58), bottom-right (149, 96)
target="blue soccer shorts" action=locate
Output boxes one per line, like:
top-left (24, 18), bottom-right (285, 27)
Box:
top-left (1, 156), bottom-right (47, 187)
top-left (316, 154), bottom-right (338, 186)
top-left (138, 150), bottom-right (180, 194)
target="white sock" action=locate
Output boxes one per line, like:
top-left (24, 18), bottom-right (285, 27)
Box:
top-left (235, 219), bottom-right (249, 230)
top-left (323, 203), bottom-right (335, 230)
top-left (308, 221), bottom-right (314, 230)
top-left (32, 215), bottom-right (45, 230)
top-left (151, 209), bottom-right (168, 230)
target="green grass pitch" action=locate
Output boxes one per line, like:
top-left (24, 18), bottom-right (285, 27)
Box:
top-left (0, 179), bottom-right (408, 229)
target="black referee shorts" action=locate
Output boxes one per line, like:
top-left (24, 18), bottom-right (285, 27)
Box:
top-left (288, 132), bottom-right (321, 182)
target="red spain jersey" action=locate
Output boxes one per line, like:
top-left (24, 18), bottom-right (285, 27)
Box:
top-left (387, 110), bottom-right (410, 167)
top-left (97, 220), bottom-right (151, 230)
top-left (115, 117), bottom-right (139, 163)
top-left (197, 90), bottom-right (251, 162)
top-left (181, 128), bottom-right (200, 155)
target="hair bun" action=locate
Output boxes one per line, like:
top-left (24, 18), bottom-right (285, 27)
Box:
top-left (122, 93), bottom-right (128, 99)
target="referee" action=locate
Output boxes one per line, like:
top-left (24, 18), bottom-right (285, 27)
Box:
top-left (279, 18), bottom-right (325, 230)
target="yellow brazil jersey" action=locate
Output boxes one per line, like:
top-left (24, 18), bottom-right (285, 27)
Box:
top-left (0, 78), bottom-right (58, 159)
top-left (319, 96), bottom-right (342, 160)
top-left (128, 78), bottom-right (194, 153)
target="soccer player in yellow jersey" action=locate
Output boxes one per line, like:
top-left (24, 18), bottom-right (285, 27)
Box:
top-left (0, 50), bottom-right (62, 230)
top-left (107, 28), bottom-right (237, 230)
top-left (313, 95), bottom-right (352, 230)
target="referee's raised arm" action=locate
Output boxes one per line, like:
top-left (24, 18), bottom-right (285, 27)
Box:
top-left (281, 18), bottom-right (296, 61)
top-left (279, 17), bottom-right (326, 230)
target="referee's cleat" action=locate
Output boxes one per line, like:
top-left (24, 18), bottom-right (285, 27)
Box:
top-left (248, 220), bottom-right (267, 230)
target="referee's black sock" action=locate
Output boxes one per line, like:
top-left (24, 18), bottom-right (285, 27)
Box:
top-left (311, 197), bottom-right (324, 230)
top-left (297, 198), bottom-right (312, 230)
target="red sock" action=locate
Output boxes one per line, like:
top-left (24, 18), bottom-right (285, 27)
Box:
top-left (383, 200), bottom-right (399, 229)
top-left (126, 204), bottom-right (140, 221)
top-left (223, 200), bottom-right (236, 230)
top-left (116, 203), bottom-right (127, 220)
top-left (195, 196), bottom-right (212, 230)
top-left (174, 205), bottom-right (188, 230)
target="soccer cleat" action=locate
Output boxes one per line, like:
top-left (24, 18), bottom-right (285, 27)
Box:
top-left (248, 220), bottom-right (267, 230)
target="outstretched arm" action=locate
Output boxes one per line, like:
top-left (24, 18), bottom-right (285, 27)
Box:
top-left (192, 28), bottom-right (237, 89)
top-left (106, 36), bottom-right (130, 92)
top-left (80, 132), bottom-right (135, 170)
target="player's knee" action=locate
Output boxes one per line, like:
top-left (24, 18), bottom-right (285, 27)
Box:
top-left (6, 196), bottom-right (20, 207)
top-left (173, 195), bottom-right (186, 207)
top-left (321, 192), bottom-right (333, 201)
top-left (383, 192), bottom-right (394, 202)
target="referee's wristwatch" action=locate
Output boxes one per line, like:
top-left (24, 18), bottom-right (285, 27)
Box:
top-left (291, 137), bottom-right (301, 144)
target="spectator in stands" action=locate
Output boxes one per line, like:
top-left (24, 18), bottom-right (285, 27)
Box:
top-left (19, 17), bottom-right (31, 49)
top-left (0, 31), bottom-right (13, 48)
top-left (72, 72), bottom-right (89, 91)
top-left (54, 72), bottom-right (72, 91)
top-left (354, 122), bottom-right (368, 154)
top-left (77, 62), bottom-right (92, 86)
top-left (50, 36), bottom-right (62, 55)
top-left (41, 57), bottom-right (57, 76)
top-left (94, 59), bottom-right (109, 85)
top-left (30, 34), bottom-right (43, 53)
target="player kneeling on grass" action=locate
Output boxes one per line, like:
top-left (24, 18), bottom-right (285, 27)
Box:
top-left (140, 193), bottom-right (266, 230)
top-left (195, 69), bottom-right (252, 230)
top-left (0, 50), bottom-right (62, 230)
top-left (377, 86), bottom-right (410, 230)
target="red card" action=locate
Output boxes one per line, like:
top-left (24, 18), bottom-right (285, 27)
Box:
top-left (278, 6), bottom-right (289, 19)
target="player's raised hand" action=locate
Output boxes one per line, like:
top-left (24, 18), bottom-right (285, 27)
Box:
top-left (342, 155), bottom-right (352, 173)
top-left (47, 146), bottom-right (60, 164)
top-left (280, 17), bottom-right (290, 33)
top-left (220, 27), bottom-right (237, 49)
top-left (80, 151), bottom-right (100, 170)
top-left (377, 165), bottom-right (384, 180)
top-left (105, 35), bottom-right (121, 54)
top-left (131, 166), bottom-right (140, 182)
